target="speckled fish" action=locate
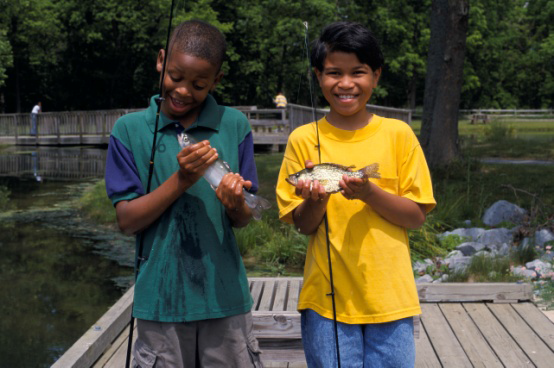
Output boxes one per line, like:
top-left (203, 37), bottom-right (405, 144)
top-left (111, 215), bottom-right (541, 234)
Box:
top-left (286, 163), bottom-right (380, 193)
top-left (177, 132), bottom-right (271, 220)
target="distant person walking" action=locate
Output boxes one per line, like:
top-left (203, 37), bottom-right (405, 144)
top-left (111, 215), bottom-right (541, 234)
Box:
top-left (274, 92), bottom-right (287, 109)
top-left (30, 102), bottom-right (41, 135)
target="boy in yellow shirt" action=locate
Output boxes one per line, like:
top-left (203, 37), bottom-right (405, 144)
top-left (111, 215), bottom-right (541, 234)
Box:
top-left (276, 21), bottom-right (436, 367)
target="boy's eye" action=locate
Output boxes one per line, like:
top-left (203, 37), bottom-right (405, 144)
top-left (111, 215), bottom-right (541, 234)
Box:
top-left (169, 75), bottom-right (182, 82)
top-left (194, 83), bottom-right (207, 91)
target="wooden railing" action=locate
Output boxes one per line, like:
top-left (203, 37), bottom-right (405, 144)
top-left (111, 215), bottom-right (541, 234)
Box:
top-left (0, 103), bottom-right (412, 146)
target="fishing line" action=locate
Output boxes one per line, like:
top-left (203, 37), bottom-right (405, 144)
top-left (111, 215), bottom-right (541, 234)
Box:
top-left (125, 1), bottom-right (177, 367)
top-left (303, 21), bottom-right (341, 368)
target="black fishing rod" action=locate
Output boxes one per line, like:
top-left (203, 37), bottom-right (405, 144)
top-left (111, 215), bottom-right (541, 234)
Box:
top-left (303, 21), bottom-right (341, 368)
top-left (124, 1), bottom-right (176, 367)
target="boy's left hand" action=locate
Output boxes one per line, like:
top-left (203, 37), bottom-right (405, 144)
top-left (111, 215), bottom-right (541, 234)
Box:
top-left (216, 173), bottom-right (252, 213)
top-left (339, 175), bottom-right (373, 201)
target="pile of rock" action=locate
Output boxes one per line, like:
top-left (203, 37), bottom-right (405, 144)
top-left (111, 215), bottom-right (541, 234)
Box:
top-left (414, 200), bottom-right (554, 284)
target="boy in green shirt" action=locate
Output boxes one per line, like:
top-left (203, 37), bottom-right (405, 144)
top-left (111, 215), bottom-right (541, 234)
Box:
top-left (106, 20), bottom-right (262, 367)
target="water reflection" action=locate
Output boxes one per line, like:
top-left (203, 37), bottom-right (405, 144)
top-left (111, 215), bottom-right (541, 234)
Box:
top-left (0, 147), bottom-right (133, 368)
top-left (0, 145), bottom-right (106, 181)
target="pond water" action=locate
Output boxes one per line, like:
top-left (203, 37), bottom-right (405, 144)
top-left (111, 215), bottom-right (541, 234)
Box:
top-left (0, 146), bottom-right (134, 368)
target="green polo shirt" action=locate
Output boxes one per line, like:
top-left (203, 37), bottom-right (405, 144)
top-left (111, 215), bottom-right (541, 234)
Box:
top-left (105, 95), bottom-right (254, 322)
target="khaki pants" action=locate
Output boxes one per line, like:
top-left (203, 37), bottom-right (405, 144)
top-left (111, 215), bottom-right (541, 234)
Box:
top-left (133, 312), bottom-right (263, 368)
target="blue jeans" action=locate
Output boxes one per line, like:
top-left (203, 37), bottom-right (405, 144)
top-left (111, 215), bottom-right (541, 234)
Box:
top-left (301, 309), bottom-right (415, 368)
top-left (30, 113), bottom-right (37, 135)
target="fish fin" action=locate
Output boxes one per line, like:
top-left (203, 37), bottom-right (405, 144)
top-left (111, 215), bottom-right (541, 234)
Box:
top-left (285, 178), bottom-right (295, 186)
top-left (360, 163), bottom-right (381, 179)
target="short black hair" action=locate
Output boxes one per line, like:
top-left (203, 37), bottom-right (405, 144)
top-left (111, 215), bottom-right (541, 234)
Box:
top-left (168, 20), bottom-right (227, 70)
top-left (311, 22), bottom-right (384, 72)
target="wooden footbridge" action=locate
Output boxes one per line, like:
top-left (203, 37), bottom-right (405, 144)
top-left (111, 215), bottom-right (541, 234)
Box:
top-left (0, 103), bottom-right (411, 146)
top-left (53, 278), bottom-right (554, 368)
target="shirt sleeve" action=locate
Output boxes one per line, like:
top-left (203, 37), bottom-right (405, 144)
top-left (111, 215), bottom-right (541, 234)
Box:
top-left (398, 137), bottom-right (436, 213)
top-left (105, 135), bottom-right (144, 205)
top-left (238, 131), bottom-right (259, 193)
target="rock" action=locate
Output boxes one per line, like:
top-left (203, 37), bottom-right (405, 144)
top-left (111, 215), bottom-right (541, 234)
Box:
top-left (448, 256), bottom-right (472, 273)
top-left (512, 267), bottom-right (537, 279)
top-left (440, 228), bottom-right (485, 242)
top-left (479, 228), bottom-right (513, 246)
top-left (535, 229), bottom-right (554, 246)
top-left (482, 200), bottom-right (527, 226)
top-left (416, 274), bottom-right (433, 283)
top-left (456, 242), bottom-right (486, 256)
top-left (525, 259), bottom-right (552, 276)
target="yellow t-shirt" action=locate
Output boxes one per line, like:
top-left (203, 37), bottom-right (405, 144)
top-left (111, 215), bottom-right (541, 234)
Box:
top-left (275, 94), bottom-right (287, 108)
top-left (276, 116), bottom-right (436, 324)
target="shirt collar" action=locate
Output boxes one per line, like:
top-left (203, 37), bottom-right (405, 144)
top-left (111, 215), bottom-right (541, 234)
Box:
top-left (146, 94), bottom-right (222, 132)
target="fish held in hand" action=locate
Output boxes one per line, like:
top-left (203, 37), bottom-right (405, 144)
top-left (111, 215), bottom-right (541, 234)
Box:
top-left (286, 163), bottom-right (380, 193)
top-left (178, 132), bottom-right (271, 220)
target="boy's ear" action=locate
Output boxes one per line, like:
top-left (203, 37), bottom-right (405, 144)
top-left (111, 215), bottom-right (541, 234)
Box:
top-left (156, 49), bottom-right (165, 73)
top-left (210, 71), bottom-right (224, 92)
top-left (314, 68), bottom-right (322, 82)
top-left (373, 67), bottom-right (382, 86)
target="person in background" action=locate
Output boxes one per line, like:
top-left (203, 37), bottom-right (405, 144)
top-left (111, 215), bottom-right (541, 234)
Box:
top-left (274, 92), bottom-right (287, 109)
top-left (30, 102), bottom-right (41, 135)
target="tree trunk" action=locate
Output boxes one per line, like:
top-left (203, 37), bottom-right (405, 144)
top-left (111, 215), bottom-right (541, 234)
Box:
top-left (420, 0), bottom-right (469, 168)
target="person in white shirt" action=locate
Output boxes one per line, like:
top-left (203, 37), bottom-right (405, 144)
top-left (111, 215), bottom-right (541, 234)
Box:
top-left (30, 102), bottom-right (41, 135)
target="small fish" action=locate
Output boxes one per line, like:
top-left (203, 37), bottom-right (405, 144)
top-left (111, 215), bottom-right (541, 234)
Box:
top-left (286, 163), bottom-right (380, 193)
top-left (178, 132), bottom-right (271, 220)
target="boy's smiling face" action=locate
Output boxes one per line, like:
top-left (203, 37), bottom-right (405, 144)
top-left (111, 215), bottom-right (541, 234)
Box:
top-left (157, 49), bottom-right (223, 127)
top-left (315, 51), bottom-right (381, 129)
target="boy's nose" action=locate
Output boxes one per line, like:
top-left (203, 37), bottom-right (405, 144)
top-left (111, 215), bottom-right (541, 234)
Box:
top-left (174, 83), bottom-right (192, 97)
top-left (338, 76), bottom-right (354, 89)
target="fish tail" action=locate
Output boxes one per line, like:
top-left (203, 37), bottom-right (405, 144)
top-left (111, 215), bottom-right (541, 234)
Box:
top-left (361, 163), bottom-right (381, 179)
top-left (244, 191), bottom-right (272, 220)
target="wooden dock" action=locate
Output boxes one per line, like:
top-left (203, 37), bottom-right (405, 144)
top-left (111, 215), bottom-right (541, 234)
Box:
top-left (53, 278), bottom-right (554, 367)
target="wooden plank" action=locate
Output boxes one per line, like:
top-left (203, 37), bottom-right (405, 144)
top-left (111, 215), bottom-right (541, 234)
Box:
top-left (420, 303), bottom-right (472, 367)
top-left (414, 319), bottom-right (441, 368)
top-left (253, 312), bottom-right (302, 339)
top-left (488, 303), bottom-right (554, 367)
top-left (463, 303), bottom-right (534, 367)
top-left (52, 286), bottom-right (134, 368)
top-left (439, 303), bottom-right (502, 367)
top-left (258, 280), bottom-right (276, 311)
top-left (273, 279), bottom-right (289, 312)
top-left (102, 327), bottom-right (137, 368)
top-left (94, 324), bottom-right (136, 368)
top-left (251, 280), bottom-right (264, 310)
top-left (417, 283), bottom-right (533, 302)
top-left (512, 302), bottom-right (554, 351)
top-left (287, 279), bottom-right (301, 311)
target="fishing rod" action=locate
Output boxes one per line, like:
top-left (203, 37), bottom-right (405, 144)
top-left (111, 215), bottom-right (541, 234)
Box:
top-left (303, 21), bottom-right (341, 368)
top-left (124, 1), bottom-right (176, 367)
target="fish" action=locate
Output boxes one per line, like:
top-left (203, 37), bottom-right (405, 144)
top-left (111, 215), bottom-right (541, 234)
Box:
top-left (286, 163), bottom-right (381, 193)
top-left (177, 132), bottom-right (271, 220)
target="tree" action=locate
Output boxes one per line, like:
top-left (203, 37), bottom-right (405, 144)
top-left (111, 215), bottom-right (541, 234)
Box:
top-left (420, 0), bottom-right (470, 168)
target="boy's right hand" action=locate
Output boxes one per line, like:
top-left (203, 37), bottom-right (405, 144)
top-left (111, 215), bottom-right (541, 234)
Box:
top-left (295, 160), bottom-right (329, 203)
top-left (176, 140), bottom-right (218, 188)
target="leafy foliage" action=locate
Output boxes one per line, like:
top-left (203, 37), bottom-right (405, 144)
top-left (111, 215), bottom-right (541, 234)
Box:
top-left (0, 0), bottom-right (552, 112)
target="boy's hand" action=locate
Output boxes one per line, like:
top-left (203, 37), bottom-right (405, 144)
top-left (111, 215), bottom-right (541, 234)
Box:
top-left (176, 140), bottom-right (218, 188)
top-left (216, 173), bottom-right (252, 212)
top-left (340, 175), bottom-right (373, 201)
top-left (295, 160), bottom-right (329, 203)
